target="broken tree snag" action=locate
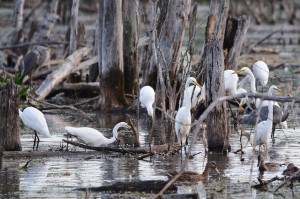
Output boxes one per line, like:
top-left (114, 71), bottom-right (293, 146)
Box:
top-left (0, 80), bottom-right (21, 151)
top-left (205, 36), bottom-right (230, 152)
top-left (97, 0), bottom-right (127, 110)
top-left (77, 180), bottom-right (177, 193)
top-left (209, 0), bottom-right (230, 43)
top-left (223, 15), bottom-right (250, 70)
top-left (35, 47), bottom-right (92, 100)
top-left (123, 0), bottom-right (138, 96)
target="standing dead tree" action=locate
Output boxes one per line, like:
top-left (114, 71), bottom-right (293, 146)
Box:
top-left (97, 0), bottom-right (128, 110)
top-left (196, 0), bottom-right (231, 152)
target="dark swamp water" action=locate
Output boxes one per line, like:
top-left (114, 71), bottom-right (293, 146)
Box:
top-left (1, 2), bottom-right (300, 199)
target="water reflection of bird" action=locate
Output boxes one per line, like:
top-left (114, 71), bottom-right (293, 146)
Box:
top-left (175, 77), bottom-right (201, 147)
top-left (168, 161), bottom-right (220, 181)
top-left (252, 85), bottom-right (284, 152)
top-left (64, 122), bottom-right (131, 147)
top-left (139, 86), bottom-right (155, 118)
top-left (282, 163), bottom-right (300, 176)
top-left (257, 155), bottom-right (280, 172)
top-left (253, 61), bottom-right (269, 91)
top-left (19, 107), bottom-right (52, 150)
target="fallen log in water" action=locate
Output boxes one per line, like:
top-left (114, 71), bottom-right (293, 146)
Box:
top-left (76, 180), bottom-right (177, 193)
top-left (62, 139), bottom-right (181, 155)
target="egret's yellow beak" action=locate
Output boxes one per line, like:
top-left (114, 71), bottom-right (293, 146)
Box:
top-left (194, 81), bottom-right (202, 89)
top-left (275, 87), bottom-right (284, 94)
top-left (239, 102), bottom-right (245, 110)
top-left (126, 124), bottom-right (132, 129)
top-left (233, 70), bottom-right (243, 75)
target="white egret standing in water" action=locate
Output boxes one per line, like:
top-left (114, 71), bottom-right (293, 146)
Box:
top-left (64, 122), bottom-right (131, 147)
top-left (252, 85), bottom-right (284, 152)
top-left (19, 107), bottom-right (52, 150)
top-left (139, 86), bottom-right (155, 118)
top-left (175, 77), bottom-right (201, 148)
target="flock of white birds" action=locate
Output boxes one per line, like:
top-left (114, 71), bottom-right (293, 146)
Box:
top-left (18, 60), bottom-right (287, 153)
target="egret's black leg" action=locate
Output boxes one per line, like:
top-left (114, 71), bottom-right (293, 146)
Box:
top-left (271, 124), bottom-right (276, 143)
top-left (34, 131), bottom-right (40, 151)
top-left (33, 131), bottom-right (37, 150)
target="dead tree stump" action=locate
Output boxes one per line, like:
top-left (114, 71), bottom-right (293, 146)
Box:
top-left (0, 80), bottom-right (21, 152)
top-left (224, 15), bottom-right (250, 70)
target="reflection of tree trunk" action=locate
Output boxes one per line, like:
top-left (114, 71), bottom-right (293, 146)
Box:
top-left (97, 0), bottom-right (127, 110)
top-left (0, 163), bottom-right (20, 196)
top-left (0, 80), bottom-right (21, 151)
top-left (123, 0), bottom-right (138, 96)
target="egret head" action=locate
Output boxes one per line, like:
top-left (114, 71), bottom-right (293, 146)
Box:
top-left (186, 77), bottom-right (201, 89)
top-left (268, 85), bottom-right (284, 95)
top-left (234, 67), bottom-right (253, 76)
top-left (113, 122), bottom-right (132, 139)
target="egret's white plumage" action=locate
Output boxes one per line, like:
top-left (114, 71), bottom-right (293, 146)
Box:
top-left (224, 70), bottom-right (239, 95)
top-left (176, 77), bottom-right (201, 146)
top-left (19, 107), bottom-right (51, 150)
top-left (64, 122), bottom-right (131, 147)
top-left (139, 86), bottom-right (155, 117)
top-left (184, 83), bottom-right (206, 108)
top-left (253, 61), bottom-right (269, 87)
top-left (253, 85), bottom-right (284, 151)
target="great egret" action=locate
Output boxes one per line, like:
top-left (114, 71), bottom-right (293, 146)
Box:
top-left (175, 77), bottom-right (201, 147)
top-left (239, 93), bottom-right (291, 141)
top-left (19, 107), bottom-right (51, 150)
top-left (184, 83), bottom-right (205, 109)
top-left (64, 122), bottom-right (131, 147)
top-left (252, 85), bottom-right (284, 152)
top-left (234, 67), bottom-right (279, 108)
top-left (253, 61), bottom-right (269, 88)
top-left (139, 86), bottom-right (155, 118)
top-left (257, 154), bottom-right (280, 171)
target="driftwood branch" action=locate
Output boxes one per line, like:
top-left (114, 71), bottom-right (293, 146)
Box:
top-left (62, 139), bottom-right (181, 155)
top-left (126, 114), bottom-right (140, 148)
top-left (251, 176), bottom-right (284, 189)
top-left (35, 47), bottom-right (92, 100)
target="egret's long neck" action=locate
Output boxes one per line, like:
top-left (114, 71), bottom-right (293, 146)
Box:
top-left (249, 75), bottom-right (257, 94)
top-left (184, 88), bottom-right (192, 110)
top-left (105, 137), bottom-right (117, 145)
top-left (112, 124), bottom-right (122, 138)
top-left (267, 90), bottom-right (274, 121)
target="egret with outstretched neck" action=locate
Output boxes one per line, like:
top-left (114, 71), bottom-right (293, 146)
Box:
top-left (64, 122), bottom-right (131, 147)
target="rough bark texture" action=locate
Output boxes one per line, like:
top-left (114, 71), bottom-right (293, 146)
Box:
top-left (158, 0), bottom-right (191, 78)
top-left (69, 0), bottom-right (79, 54)
top-left (123, 0), bottom-right (138, 95)
top-left (98, 0), bottom-right (127, 110)
top-left (201, 0), bottom-right (231, 152)
top-left (0, 80), bottom-right (21, 151)
top-left (205, 36), bottom-right (230, 151)
top-left (224, 15), bottom-right (250, 70)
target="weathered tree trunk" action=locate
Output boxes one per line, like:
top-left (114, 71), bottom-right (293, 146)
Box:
top-left (200, 0), bottom-right (231, 152)
top-left (123, 0), bottom-right (138, 96)
top-left (97, 0), bottom-right (127, 110)
top-left (69, 0), bottom-right (80, 54)
top-left (0, 80), bottom-right (21, 151)
top-left (223, 15), bottom-right (250, 70)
